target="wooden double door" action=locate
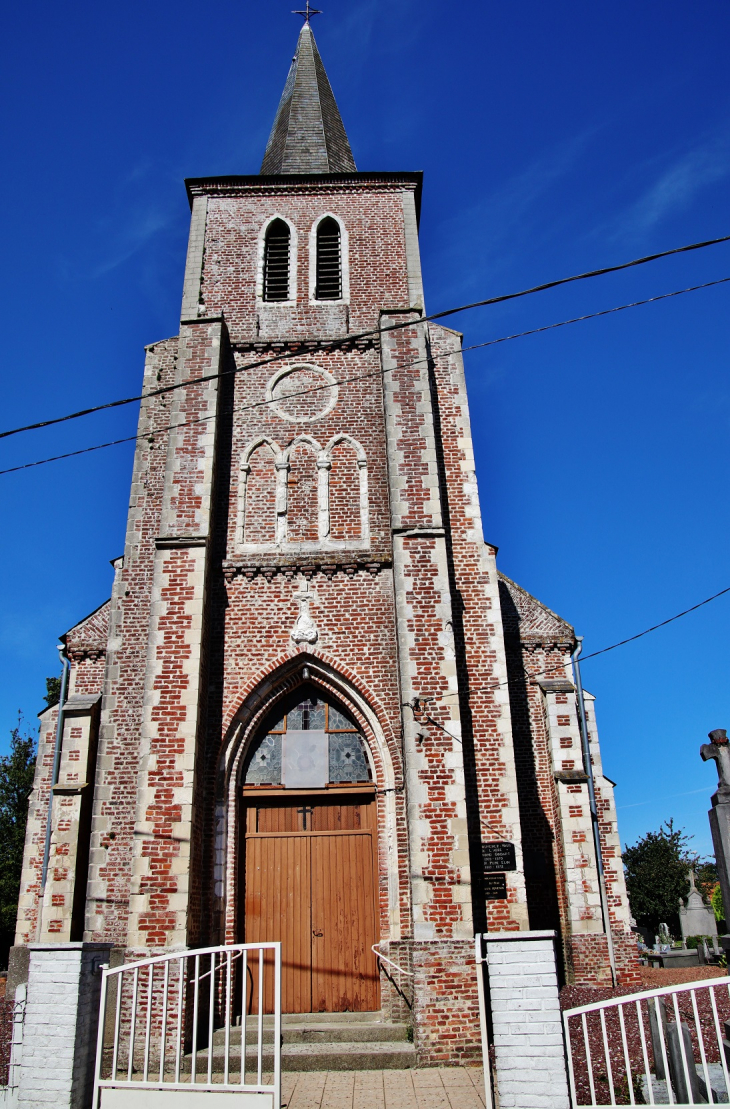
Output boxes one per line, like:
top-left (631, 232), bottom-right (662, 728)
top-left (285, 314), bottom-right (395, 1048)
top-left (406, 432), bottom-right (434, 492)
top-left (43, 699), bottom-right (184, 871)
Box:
top-left (242, 789), bottom-right (380, 1013)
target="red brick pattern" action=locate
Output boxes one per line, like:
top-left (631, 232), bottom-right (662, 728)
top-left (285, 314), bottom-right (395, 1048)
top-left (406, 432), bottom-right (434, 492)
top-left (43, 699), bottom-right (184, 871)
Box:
top-left (287, 442), bottom-right (319, 542)
top-left (329, 440), bottom-right (360, 540)
top-left (428, 324), bottom-right (527, 933)
top-left (85, 338), bottom-right (180, 945)
top-left (243, 444), bottom-right (277, 544)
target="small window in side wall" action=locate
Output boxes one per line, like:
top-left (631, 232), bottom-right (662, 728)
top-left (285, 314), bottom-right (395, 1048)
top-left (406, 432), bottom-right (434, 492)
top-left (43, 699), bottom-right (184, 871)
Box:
top-left (263, 219), bottom-right (291, 302)
top-left (315, 218), bottom-right (342, 300)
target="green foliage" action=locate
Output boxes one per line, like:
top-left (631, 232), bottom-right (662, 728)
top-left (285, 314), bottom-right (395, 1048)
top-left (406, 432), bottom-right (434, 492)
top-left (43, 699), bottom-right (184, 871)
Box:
top-left (684, 935), bottom-right (715, 949)
top-left (695, 860), bottom-right (719, 902)
top-left (623, 819), bottom-right (694, 937)
top-left (711, 882), bottom-right (725, 923)
top-left (43, 676), bottom-right (61, 709)
top-left (0, 718), bottom-right (36, 965)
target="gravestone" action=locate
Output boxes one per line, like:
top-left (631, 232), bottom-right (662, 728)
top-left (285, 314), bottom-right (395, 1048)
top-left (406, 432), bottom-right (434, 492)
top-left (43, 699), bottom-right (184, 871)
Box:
top-left (679, 867), bottom-right (718, 941)
top-left (701, 728), bottom-right (730, 947)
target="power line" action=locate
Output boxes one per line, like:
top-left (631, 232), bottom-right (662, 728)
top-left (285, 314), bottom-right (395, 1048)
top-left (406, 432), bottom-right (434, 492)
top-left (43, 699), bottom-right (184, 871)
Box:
top-left (1, 274), bottom-right (727, 477)
top-left (578, 585), bottom-right (730, 662)
top-left (437, 584), bottom-right (730, 702)
top-left (1, 232), bottom-right (729, 444)
top-left (457, 276), bottom-right (730, 355)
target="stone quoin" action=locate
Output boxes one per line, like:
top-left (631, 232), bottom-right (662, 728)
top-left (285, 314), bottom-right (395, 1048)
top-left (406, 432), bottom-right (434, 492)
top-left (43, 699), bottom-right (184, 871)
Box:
top-left (13, 17), bottom-right (640, 1072)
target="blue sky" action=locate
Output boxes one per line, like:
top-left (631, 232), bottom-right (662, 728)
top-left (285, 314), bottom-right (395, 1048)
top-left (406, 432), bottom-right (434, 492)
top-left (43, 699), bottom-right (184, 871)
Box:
top-left (1, 0), bottom-right (728, 857)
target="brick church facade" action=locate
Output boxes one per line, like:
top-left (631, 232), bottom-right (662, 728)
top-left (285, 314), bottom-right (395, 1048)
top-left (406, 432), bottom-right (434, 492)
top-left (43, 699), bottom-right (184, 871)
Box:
top-left (15, 21), bottom-right (639, 1062)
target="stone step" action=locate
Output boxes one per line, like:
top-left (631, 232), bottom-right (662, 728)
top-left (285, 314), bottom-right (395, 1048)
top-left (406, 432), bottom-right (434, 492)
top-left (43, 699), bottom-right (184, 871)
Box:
top-left (213, 1021), bottom-right (409, 1045)
top-left (282, 1011), bottom-right (383, 1025)
top-left (185, 1040), bottom-right (417, 1072)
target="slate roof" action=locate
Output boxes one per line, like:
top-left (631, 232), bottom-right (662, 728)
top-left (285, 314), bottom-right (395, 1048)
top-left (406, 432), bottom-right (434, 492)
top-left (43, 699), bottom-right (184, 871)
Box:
top-left (498, 571), bottom-right (575, 647)
top-left (261, 24), bottom-right (356, 175)
top-left (62, 599), bottom-right (111, 655)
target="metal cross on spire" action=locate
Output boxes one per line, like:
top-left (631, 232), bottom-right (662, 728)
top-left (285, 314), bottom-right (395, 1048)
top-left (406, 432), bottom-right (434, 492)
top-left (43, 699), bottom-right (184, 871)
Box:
top-left (292, 1), bottom-right (322, 23)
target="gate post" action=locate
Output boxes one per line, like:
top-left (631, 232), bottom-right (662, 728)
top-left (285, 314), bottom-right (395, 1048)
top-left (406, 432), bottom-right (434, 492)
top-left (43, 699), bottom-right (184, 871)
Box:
top-left (482, 930), bottom-right (570, 1109)
top-left (17, 942), bottom-right (112, 1109)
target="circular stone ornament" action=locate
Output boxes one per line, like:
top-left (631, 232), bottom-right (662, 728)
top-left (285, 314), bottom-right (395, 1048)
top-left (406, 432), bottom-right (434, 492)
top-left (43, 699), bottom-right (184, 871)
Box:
top-left (266, 363), bottom-right (338, 423)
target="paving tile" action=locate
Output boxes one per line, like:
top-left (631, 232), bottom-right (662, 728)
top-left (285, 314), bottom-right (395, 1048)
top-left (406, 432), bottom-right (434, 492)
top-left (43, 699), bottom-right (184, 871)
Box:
top-left (285, 1071), bottom-right (328, 1109)
top-left (321, 1071), bottom-right (355, 1109)
top-left (412, 1070), bottom-right (445, 1087)
top-left (409, 1094), bottom-right (451, 1109)
top-left (439, 1068), bottom-right (475, 1086)
top-left (445, 1086), bottom-right (486, 1109)
top-left (278, 1068), bottom-right (492, 1109)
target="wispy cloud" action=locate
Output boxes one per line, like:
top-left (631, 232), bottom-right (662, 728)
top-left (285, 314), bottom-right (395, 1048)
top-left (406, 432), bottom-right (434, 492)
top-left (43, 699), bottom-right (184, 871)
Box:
top-left (328, 0), bottom-right (423, 82)
top-left (432, 129), bottom-right (598, 298)
top-left (614, 133), bottom-right (730, 236)
top-left (90, 206), bottom-right (176, 278)
top-left (617, 787), bottom-right (709, 811)
top-left (56, 160), bottom-right (184, 282)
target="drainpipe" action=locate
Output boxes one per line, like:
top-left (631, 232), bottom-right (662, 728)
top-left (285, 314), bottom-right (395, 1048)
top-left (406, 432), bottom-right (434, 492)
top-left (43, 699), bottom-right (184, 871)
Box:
top-left (38, 645), bottom-right (70, 930)
top-left (571, 637), bottom-right (617, 987)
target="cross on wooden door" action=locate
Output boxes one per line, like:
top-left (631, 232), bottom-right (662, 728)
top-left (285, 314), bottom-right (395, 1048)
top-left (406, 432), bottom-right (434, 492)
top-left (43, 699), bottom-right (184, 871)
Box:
top-left (297, 805), bottom-right (314, 830)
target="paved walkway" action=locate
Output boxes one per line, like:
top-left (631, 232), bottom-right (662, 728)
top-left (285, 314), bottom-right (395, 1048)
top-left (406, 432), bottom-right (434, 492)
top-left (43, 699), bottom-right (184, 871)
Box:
top-left (281, 1068), bottom-right (487, 1109)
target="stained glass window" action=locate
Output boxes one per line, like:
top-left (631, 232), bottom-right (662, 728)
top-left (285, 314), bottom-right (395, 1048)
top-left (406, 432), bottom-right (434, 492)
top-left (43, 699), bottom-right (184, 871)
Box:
top-left (244, 734), bottom-right (282, 785)
top-left (328, 705), bottom-right (355, 731)
top-left (244, 692), bottom-right (372, 787)
top-left (329, 733), bottom-right (370, 783)
top-left (287, 697), bottom-right (326, 731)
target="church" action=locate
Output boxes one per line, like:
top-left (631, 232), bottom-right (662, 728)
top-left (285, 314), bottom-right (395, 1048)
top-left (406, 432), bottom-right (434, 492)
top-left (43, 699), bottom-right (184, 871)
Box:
top-left (14, 18), bottom-right (639, 1063)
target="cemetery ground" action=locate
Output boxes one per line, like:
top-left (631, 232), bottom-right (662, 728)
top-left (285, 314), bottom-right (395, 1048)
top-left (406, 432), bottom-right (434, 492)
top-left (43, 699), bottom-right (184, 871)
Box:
top-left (562, 965), bottom-right (730, 1106)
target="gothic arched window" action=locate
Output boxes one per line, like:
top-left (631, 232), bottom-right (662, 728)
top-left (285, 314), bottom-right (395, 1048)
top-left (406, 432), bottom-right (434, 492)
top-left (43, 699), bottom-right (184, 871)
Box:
top-left (242, 442), bottom-right (277, 545)
top-left (287, 441), bottom-right (319, 543)
top-left (315, 218), bottom-right (342, 301)
top-left (244, 692), bottom-right (371, 788)
top-left (263, 219), bottom-right (291, 302)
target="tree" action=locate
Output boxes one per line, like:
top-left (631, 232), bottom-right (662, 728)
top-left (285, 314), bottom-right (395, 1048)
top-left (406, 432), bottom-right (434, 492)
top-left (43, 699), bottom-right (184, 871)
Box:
top-left (623, 820), bottom-right (695, 938)
top-left (711, 883), bottom-right (725, 925)
top-left (695, 859), bottom-right (719, 903)
top-left (43, 676), bottom-right (61, 709)
top-left (0, 718), bottom-right (36, 966)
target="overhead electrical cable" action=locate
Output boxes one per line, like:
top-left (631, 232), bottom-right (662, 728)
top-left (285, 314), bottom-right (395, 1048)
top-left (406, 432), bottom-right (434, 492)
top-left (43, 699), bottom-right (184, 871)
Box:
top-left (576, 585), bottom-right (730, 661)
top-left (1, 274), bottom-right (728, 477)
top-left (434, 584), bottom-right (730, 703)
top-left (1, 233), bottom-right (729, 443)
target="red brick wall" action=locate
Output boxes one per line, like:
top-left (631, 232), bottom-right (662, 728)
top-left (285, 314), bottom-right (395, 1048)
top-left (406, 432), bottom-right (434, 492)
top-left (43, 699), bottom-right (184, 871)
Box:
top-left (572, 932), bottom-right (642, 989)
top-left (84, 338), bottom-right (179, 944)
top-left (196, 182), bottom-right (413, 340)
top-left (329, 441), bottom-right (361, 540)
top-left (428, 324), bottom-right (526, 933)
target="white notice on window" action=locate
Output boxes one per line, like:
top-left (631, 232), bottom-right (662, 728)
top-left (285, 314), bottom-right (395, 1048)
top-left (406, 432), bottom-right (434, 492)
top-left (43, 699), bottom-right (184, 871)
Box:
top-left (281, 730), bottom-right (328, 789)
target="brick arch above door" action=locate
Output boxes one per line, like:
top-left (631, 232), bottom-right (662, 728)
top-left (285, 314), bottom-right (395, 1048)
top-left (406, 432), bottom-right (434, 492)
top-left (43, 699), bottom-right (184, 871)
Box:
top-left (215, 656), bottom-right (408, 952)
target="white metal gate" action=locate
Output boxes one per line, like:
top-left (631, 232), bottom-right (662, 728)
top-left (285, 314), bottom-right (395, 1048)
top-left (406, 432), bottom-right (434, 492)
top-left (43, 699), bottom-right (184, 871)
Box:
top-left (92, 942), bottom-right (281, 1109)
top-left (563, 974), bottom-right (730, 1107)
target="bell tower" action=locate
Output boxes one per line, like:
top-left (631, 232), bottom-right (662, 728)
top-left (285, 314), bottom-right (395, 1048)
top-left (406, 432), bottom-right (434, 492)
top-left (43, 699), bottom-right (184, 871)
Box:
top-left (23, 14), bottom-right (536, 1059)
top-left (14, 18), bottom-right (641, 1079)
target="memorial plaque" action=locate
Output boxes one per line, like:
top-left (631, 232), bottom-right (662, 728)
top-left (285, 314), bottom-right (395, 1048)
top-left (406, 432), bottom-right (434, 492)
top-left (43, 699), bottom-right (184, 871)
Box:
top-left (481, 841), bottom-right (516, 872)
top-left (484, 873), bottom-right (507, 900)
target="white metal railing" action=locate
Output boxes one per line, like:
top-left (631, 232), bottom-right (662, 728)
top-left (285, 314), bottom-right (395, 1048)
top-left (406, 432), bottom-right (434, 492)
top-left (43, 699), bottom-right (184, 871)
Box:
top-left (563, 974), bottom-right (730, 1107)
top-left (92, 942), bottom-right (281, 1108)
top-left (371, 943), bottom-right (414, 978)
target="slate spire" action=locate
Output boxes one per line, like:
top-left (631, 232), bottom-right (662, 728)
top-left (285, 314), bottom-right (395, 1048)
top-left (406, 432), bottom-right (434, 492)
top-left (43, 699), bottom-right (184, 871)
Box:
top-left (261, 23), bottom-right (356, 175)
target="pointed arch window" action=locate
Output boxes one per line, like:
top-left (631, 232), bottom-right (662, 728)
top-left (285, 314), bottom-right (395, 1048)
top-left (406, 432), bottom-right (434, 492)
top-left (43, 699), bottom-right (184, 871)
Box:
top-left (263, 219), bottom-right (291, 302)
top-left (244, 692), bottom-right (371, 787)
top-left (315, 217), bottom-right (342, 301)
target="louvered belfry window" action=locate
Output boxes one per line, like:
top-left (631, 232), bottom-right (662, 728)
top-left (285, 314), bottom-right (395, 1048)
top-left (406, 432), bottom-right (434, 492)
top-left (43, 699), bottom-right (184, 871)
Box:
top-left (315, 217), bottom-right (342, 300)
top-left (263, 219), bottom-right (291, 302)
